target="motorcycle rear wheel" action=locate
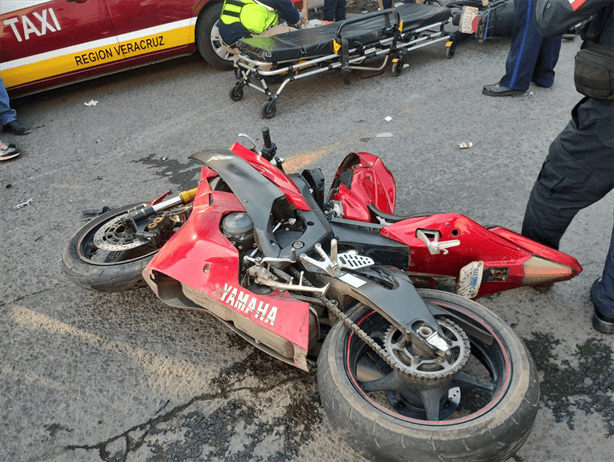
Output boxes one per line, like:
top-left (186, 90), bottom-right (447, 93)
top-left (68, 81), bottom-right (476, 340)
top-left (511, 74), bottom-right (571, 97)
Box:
top-left (317, 289), bottom-right (539, 462)
top-left (62, 203), bottom-right (179, 293)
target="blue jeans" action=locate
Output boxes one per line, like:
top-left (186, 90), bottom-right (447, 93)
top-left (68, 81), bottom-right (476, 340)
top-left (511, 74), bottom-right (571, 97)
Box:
top-left (0, 77), bottom-right (17, 126)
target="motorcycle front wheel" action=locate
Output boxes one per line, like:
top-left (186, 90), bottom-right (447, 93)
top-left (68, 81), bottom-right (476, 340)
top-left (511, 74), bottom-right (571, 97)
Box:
top-left (62, 203), bottom-right (185, 293)
top-left (317, 289), bottom-right (539, 462)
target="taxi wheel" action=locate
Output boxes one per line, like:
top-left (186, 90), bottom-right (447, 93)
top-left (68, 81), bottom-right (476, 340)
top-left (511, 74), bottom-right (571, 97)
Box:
top-left (196, 3), bottom-right (234, 70)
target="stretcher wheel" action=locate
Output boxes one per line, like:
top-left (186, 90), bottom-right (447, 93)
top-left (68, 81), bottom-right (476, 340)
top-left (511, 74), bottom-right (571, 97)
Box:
top-left (392, 59), bottom-right (404, 77)
top-left (261, 99), bottom-right (277, 119)
top-left (446, 42), bottom-right (456, 59)
top-left (229, 83), bottom-right (244, 101)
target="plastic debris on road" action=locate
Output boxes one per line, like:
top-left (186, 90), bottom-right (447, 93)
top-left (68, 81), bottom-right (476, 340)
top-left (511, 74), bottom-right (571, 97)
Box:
top-left (459, 142), bottom-right (473, 149)
top-left (376, 133), bottom-right (393, 138)
top-left (14, 198), bottom-right (33, 209)
top-left (385, 116), bottom-right (393, 122)
top-left (84, 100), bottom-right (99, 107)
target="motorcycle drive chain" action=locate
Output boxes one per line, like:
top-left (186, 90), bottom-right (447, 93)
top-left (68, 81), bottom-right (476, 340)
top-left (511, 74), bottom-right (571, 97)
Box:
top-left (317, 293), bottom-right (470, 381)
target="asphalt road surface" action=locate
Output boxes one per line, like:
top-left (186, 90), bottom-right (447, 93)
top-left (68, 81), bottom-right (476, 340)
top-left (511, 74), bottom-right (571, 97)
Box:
top-left (1, 18), bottom-right (613, 462)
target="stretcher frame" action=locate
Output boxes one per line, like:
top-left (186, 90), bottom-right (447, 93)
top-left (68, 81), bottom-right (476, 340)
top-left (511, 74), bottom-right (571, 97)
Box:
top-left (228, 5), bottom-right (452, 118)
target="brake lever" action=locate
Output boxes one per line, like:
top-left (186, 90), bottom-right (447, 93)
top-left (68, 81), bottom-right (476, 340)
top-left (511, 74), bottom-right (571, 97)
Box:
top-left (238, 133), bottom-right (258, 152)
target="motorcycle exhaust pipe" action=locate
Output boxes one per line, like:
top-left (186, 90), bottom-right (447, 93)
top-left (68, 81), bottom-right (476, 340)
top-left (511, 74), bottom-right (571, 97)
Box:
top-left (520, 256), bottom-right (577, 286)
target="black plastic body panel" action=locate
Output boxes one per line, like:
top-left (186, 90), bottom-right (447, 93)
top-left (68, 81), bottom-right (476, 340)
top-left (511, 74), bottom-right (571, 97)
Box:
top-left (329, 217), bottom-right (409, 269)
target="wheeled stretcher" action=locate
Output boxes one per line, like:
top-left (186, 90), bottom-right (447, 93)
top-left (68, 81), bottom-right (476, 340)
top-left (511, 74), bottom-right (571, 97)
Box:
top-left (228, 3), bottom-right (452, 118)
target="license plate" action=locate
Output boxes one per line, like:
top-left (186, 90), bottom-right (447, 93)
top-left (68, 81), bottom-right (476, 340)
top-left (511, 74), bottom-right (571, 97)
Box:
top-left (459, 6), bottom-right (479, 34)
top-left (457, 260), bottom-right (484, 298)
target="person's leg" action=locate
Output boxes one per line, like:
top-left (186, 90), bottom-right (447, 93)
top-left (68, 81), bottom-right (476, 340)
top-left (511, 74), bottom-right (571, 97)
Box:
top-left (220, 38), bottom-right (240, 57)
top-left (258, 25), bottom-right (296, 37)
top-left (591, 227), bottom-right (614, 325)
top-left (323, 0), bottom-right (336, 21)
top-left (0, 77), bottom-right (17, 126)
top-left (521, 98), bottom-right (614, 249)
top-left (335, 0), bottom-right (346, 21)
top-left (532, 35), bottom-right (563, 88)
top-left (498, 0), bottom-right (544, 92)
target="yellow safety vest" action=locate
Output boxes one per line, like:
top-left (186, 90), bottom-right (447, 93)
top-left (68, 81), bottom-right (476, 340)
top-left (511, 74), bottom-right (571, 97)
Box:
top-left (220, 0), bottom-right (279, 35)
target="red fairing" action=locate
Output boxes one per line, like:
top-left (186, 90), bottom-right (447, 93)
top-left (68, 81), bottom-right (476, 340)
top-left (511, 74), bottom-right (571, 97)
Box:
top-left (144, 168), bottom-right (311, 351)
top-left (229, 143), bottom-right (311, 211)
top-left (329, 152), bottom-right (396, 222)
top-left (488, 227), bottom-right (583, 275)
top-left (382, 214), bottom-right (580, 297)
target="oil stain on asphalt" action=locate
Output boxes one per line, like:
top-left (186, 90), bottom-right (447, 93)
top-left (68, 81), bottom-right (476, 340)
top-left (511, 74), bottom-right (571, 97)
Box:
top-left (64, 348), bottom-right (323, 462)
top-left (132, 155), bottom-right (203, 192)
top-left (524, 332), bottom-right (614, 435)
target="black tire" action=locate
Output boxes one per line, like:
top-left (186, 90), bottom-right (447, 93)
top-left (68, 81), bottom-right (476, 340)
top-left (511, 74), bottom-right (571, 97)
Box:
top-left (195, 3), bottom-right (234, 70)
top-left (446, 42), bottom-right (456, 59)
top-left (229, 83), bottom-right (244, 101)
top-left (261, 99), bottom-right (277, 119)
top-left (63, 203), bottom-right (164, 293)
top-left (317, 289), bottom-right (539, 462)
top-left (392, 59), bottom-right (403, 77)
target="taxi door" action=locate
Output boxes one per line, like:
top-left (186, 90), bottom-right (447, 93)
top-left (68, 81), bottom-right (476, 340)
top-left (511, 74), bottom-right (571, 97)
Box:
top-left (103, 0), bottom-right (198, 61)
top-left (0, 0), bottom-right (119, 94)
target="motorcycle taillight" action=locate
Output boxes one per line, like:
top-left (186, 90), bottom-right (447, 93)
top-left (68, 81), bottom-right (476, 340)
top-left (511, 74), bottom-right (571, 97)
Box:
top-left (520, 256), bottom-right (576, 285)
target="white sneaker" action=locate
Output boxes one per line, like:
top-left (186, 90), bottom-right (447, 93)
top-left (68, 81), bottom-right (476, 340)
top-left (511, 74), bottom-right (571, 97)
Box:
top-left (0, 140), bottom-right (20, 161)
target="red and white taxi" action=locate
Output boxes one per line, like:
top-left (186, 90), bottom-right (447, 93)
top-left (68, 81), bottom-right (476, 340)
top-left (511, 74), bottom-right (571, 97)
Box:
top-left (1, 0), bottom-right (232, 97)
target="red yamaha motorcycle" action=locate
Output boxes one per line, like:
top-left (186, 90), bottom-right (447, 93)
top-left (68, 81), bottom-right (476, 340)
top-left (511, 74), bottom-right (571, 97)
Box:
top-left (63, 129), bottom-right (581, 462)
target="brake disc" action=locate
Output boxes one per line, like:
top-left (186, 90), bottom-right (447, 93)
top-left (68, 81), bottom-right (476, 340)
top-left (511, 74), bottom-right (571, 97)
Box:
top-left (93, 214), bottom-right (149, 251)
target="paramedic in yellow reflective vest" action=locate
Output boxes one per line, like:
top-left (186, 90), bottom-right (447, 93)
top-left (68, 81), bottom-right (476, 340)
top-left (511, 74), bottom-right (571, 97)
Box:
top-left (218, 0), bottom-right (303, 51)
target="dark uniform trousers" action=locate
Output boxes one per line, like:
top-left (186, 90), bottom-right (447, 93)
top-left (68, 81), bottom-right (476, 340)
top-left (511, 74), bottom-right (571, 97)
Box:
top-left (522, 96), bottom-right (614, 313)
top-left (500, 0), bottom-right (562, 91)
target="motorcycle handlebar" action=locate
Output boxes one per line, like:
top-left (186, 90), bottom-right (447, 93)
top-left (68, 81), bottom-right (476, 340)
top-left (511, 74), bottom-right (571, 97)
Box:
top-left (260, 127), bottom-right (277, 162)
top-left (262, 127), bottom-right (272, 150)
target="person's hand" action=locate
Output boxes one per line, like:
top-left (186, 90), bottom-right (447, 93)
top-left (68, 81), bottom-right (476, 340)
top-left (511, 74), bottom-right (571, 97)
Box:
top-left (301, 7), bottom-right (309, 25)
top-left (292, 12), bottom-right (304, 28)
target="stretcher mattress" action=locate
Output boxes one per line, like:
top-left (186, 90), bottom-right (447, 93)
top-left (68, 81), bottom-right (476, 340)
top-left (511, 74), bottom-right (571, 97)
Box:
top-left (237, 3), bottom-right (451, 63)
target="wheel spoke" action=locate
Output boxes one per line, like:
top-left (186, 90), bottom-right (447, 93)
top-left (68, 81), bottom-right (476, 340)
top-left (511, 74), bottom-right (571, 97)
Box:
top-left (453, 371), bottom-right (496, 394)
top-left (215, 46), bottom-right (230, 60)
top-left (419, 388), bottom-right (444, 422)
top-left (368, 325), bottom-right (389, 342)
top-left (358, 371), bottom-right (405, 393)
top-left (355, 354), bottom-right (386, 382)
top-left (210, 24), bottom-right (230, 60)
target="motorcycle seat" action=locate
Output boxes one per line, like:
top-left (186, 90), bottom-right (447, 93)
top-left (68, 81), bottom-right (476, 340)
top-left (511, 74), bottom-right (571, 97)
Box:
top-left (367, 203), bottom-right (436, 224)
